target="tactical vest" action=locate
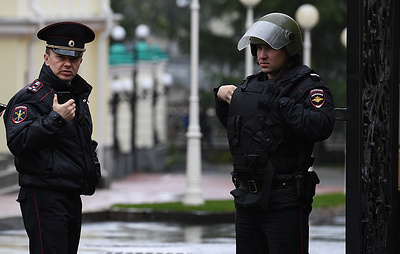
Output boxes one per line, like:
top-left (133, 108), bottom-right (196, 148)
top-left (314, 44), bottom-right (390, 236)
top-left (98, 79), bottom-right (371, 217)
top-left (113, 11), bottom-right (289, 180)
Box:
top-left (227, 65), bottom-right (314, 176)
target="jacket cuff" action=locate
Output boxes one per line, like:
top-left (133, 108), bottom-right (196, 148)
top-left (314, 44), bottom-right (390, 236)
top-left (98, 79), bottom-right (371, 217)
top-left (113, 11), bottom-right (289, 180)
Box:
top-left (50, 110), bottom-right (67, 127)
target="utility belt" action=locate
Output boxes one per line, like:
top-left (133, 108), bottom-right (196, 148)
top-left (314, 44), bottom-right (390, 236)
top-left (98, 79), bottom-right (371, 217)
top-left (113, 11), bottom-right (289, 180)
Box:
top-left (233, 170), bottom-right (320, 201)
top-left (236, 177), bottom-right (296, 193)
top-left (232, 154), bottom-right (300, 194)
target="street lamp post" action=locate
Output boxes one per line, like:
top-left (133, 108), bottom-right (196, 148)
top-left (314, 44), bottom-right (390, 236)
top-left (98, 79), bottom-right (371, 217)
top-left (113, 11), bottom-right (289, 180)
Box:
top-left (183, 0), bottom-right (204, 205)
top-left (110, 25), bottom-right (131, 178)
top-left (239, 0), bottom-right (261, 77)
top-left (110, 27), bottom-right (126, 155)
top-left (295, 4), bottom-right (319, 67)
top-left (132, 24), bottom-right (150, 172)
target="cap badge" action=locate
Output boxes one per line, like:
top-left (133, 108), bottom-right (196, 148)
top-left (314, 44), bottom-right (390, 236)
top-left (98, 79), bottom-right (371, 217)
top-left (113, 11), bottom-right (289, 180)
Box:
top-left (68, 40), bottom-right (75, 48)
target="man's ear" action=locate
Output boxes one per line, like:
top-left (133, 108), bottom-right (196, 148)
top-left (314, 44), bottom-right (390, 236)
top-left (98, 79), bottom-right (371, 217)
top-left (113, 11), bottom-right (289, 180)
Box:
top-left (44, 53), bottom-right (50, 66)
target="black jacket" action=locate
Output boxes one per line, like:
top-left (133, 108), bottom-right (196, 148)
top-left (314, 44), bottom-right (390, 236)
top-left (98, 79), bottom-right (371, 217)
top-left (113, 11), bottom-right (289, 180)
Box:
top-left (3, 64), bottom-right (100, 195)
top-left (215, 65), bottom-right (335, 167)
top-left (215, 65), bottom-right (335, 209)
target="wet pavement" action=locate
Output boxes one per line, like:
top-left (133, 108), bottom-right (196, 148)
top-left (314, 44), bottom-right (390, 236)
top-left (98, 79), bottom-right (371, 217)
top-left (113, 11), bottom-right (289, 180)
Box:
top-left (0, 218), bottom-right (345, 254)
top-left (0, 166), bottom-right (345, 253)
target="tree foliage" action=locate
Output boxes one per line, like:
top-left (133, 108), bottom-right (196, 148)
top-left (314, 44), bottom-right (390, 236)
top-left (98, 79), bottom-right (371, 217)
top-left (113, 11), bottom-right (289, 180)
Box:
top-left (111, 0), bottom-right (347, 107)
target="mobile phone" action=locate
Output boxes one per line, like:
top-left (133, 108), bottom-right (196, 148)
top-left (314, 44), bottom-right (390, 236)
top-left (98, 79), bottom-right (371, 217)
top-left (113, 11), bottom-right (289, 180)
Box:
top-left (0, 103), bottom-right (6, 117)
top-left (57, 91), bottom-right (71, 104)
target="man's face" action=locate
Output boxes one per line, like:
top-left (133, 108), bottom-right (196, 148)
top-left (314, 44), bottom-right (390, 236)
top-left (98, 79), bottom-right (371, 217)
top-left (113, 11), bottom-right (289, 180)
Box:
top-left (44, 50), bottom-right (83, 84)
top-left (256, 44), bottom-right (288, 79)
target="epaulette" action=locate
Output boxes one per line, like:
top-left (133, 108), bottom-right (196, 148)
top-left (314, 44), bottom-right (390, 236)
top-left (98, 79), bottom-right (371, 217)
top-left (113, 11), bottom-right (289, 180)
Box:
top-left (310, 73), bottom-right (321, 81)
top-left (26, 80), bottom-right (43, 93)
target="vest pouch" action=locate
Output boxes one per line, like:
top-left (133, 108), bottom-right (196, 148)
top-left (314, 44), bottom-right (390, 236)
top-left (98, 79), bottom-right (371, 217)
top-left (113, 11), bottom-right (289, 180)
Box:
top-left (230, 187), bottom-right (262, 208)
top-left (227, 115), bottom-right (241, 150)
top-left (240, 114), bottom-right (284, 154)
top-left (241, 115), bottom-right (271, 152)
top-left (294, 171), bottom-right (320, 203)
top-left (241, 114), bottom-right (264, 138)
top-left (262, 119), bottom-right (284, 153)
top-left (305, 170), bottom-right (320, 199)
top-left (295, 174), bottom-right (306, 200)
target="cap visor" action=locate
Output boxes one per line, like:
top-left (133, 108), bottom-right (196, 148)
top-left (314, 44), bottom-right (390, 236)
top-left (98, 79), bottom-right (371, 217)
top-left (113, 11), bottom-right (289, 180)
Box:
top-left (52, 48), bottom-right (83, 57)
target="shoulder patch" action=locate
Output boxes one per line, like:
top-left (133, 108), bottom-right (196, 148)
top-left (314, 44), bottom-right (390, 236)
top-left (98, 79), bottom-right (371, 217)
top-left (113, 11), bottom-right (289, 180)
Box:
top-left (12, 105), bottom-right (28, 123)
top-left (310, 89), bottom-right (325, 108)
top-left (26, 80), bottom-right (43, 93)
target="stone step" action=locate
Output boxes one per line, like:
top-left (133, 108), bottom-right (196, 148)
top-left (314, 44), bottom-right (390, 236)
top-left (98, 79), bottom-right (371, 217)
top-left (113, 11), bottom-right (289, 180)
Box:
top-left (0, 155), bottom-right (18, 195)
top-left (0, 170), bottom-right (18, 195)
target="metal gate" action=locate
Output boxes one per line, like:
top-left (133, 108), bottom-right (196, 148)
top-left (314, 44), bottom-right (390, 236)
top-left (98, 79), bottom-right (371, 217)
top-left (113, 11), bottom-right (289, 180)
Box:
top-left (346, 0), bottom-right (400, 253)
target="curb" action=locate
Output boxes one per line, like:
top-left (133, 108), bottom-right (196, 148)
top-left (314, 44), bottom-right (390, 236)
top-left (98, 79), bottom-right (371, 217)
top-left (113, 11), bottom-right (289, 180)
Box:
top-left (81, 208), bottom-right (235, 225)
top-left (110, 208), bottom-right (235, 224)
top-left (82, 206), bottom-right (344, 225)
top-left (0, 206), bottom-right (345, 231)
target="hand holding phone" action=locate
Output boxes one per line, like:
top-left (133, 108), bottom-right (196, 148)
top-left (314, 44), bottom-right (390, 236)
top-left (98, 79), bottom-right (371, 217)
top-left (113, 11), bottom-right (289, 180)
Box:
top-left (54, 92), bottom-right (75, 122)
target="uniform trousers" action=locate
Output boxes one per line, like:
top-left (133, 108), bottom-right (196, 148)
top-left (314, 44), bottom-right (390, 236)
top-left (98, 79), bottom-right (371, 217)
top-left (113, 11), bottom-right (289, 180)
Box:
top-left (17, 186), bottom-right (82, 254)
top-left (235, 204), bottom-right (312, 254)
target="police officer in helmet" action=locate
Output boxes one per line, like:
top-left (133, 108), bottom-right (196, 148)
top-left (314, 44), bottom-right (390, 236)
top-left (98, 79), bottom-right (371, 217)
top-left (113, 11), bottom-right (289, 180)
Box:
top-left (214, 13), bottom-right (335, 253)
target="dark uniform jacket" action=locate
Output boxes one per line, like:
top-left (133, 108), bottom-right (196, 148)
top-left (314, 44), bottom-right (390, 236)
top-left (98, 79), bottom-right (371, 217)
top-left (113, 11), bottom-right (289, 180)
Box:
top-left (215, 64), bottom-right (335, 209)
top-left (3, 63), bottom-right (100, 195)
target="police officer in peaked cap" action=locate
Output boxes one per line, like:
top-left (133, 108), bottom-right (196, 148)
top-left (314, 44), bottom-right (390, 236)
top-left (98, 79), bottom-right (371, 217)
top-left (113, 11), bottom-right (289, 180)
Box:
top-left (3, 22), bottom-right (100, 254)
top-left (214, 13), bottom-right (335, 253)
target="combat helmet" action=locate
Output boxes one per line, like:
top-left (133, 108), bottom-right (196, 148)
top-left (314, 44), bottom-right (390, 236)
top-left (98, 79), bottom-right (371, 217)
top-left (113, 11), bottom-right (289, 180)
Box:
top-left (237, 12), bottom-right (303, 56)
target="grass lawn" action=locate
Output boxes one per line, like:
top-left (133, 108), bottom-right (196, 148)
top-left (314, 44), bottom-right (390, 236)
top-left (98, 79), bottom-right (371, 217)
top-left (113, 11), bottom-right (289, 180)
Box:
top-left (112, 192), bottom-right (345, 212)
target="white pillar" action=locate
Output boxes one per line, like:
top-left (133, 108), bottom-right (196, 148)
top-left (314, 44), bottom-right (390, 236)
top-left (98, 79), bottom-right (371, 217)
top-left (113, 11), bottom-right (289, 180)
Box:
top-left (136, 62), bottom-right (155, 148)
top-left (183, 0), bottom-right (204, 205)
top-left (244, 6), bottom-right (254, 76)
top-left (302, 29), bottom-right (311, 67)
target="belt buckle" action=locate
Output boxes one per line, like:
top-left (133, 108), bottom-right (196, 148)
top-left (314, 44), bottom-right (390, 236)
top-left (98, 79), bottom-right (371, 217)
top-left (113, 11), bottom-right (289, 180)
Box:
top-left (248, 180), bottom-right (258, 193)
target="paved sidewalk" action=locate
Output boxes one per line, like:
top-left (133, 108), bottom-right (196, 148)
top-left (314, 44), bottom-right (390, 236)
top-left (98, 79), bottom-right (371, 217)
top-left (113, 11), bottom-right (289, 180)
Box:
top-left (0, 166), bottom-right (345, 253)
top-left (0, 166), bottom-right (345, 220)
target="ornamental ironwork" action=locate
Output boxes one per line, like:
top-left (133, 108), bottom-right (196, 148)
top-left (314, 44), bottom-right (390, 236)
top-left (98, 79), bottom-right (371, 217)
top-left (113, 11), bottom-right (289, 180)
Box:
top-left (361, 0), bottom-right (393, 252)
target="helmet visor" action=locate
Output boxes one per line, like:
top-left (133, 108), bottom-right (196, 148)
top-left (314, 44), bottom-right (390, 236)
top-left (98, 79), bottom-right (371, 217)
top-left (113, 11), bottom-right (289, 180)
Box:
top-left (237, 20), bottom-right (293, 51)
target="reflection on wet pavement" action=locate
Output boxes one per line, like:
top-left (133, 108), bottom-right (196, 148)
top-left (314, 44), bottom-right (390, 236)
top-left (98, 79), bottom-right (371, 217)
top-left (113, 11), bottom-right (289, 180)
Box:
top-left (0, 217), bottom-right (345, 254)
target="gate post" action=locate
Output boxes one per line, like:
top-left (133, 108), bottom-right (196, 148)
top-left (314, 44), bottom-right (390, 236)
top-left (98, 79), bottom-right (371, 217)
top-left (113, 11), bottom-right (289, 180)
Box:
top-left (346, 0), bottom-right (399, 253)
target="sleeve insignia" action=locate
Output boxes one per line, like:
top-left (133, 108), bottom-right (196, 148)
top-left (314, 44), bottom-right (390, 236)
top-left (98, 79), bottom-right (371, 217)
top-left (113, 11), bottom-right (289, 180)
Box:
top-left (26, 80), bottom-right (43, 93)
top-left (310, 89), bottom-right (325, 108)
top-left (12, 105), bottom-right (28, 124)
